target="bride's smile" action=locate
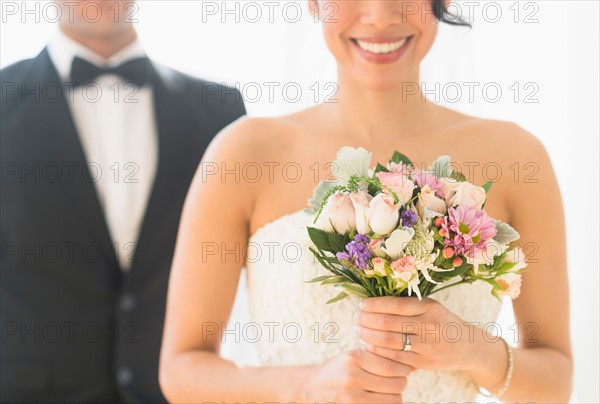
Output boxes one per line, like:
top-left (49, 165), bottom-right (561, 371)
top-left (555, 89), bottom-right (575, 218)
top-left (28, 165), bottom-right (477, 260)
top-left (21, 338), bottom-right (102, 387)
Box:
top-left (351, 36), bottom-right (413, 63)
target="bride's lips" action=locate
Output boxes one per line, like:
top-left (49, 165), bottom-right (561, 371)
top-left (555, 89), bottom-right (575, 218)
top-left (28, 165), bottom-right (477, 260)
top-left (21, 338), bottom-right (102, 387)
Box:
top-left (350, 36), bottom-right (413, 64)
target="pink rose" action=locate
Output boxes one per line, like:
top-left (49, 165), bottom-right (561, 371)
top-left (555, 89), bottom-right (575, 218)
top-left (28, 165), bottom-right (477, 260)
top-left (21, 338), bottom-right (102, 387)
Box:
top-left (447, 182), bottom-right (487, 209)
top-left (390, 255), bottom-right (417, 284)
top-left (390, 255), bottom-right (416, 273)
top-left (495, 273), bottom-right (522, 299)
top-left (368, 237), bottom-right (387, 258)
top-left (366, 257), bottom-right (388, 277)
top-left (376, 172), bottom-right (416, 203)
top-left (315, 193), bottom-right (355, 234)
top-left (367, 193), bottom-right (401, 235)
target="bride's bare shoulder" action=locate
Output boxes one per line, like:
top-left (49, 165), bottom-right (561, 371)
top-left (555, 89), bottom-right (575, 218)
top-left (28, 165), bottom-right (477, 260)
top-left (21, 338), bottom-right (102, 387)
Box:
top-left (443, 109), bottom-right (550, 161)
top-left (205, 109), bottom-right (316, 163)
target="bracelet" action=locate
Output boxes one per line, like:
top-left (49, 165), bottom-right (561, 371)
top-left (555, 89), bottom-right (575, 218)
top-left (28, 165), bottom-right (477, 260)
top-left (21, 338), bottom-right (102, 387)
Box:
top-left (478, 338), bottom-right (514, 398)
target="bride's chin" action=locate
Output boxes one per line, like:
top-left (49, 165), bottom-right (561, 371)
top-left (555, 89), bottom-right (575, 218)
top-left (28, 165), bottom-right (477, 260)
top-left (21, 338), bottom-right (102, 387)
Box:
top-left (352, 76), bottom-right (412, 93)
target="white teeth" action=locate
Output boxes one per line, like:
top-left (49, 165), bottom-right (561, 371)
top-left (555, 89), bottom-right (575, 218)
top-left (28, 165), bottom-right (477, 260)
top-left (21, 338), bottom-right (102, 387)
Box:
top-left (356, 37), bottom-right (408, 54)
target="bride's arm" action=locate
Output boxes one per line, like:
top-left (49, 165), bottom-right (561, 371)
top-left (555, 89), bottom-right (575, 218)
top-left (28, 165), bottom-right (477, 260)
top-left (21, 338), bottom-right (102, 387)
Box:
top-left (158, 121), bottom-right (307, 402)
top-left (159, 119), bottom-right (409, 403)
top-left (357, 128), bottom-right (572, 402)
top-left (480, 130), bottom-right (573, 401)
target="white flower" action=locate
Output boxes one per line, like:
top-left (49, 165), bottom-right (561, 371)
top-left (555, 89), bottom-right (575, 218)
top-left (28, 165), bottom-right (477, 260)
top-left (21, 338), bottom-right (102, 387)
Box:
top-left (503, 247), bottom-right (528, 272)
top-left (332, 147), bottom-right (372, 185)
top-left (381, 228), bottom-right (415, 260)
top-left (467, 239), bottom-right (507, 275)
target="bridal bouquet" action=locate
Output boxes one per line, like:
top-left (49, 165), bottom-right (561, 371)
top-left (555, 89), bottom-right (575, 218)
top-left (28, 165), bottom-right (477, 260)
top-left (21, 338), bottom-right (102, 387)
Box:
top-left (306, 147), bottom-right (527, 304)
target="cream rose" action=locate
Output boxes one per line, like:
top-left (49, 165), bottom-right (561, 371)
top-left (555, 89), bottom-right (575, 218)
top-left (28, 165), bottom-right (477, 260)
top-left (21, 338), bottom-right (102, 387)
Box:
top-left (367, 193), bottom-right (401, 235)
top-left (416, 184), bottom-right (447, 218)
top-left (315, 193), bottom-right (355, 234)
top-left (448, 182), bottom-right (486, 209)
top-left (438, 177), bottom-right (461, 201)
top-left (350, 191), bottom-right (372, 234)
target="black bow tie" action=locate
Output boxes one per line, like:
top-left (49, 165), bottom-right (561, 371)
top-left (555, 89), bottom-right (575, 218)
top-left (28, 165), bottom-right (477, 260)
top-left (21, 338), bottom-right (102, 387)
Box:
top-left (70, 56), bottom-right (152, 87)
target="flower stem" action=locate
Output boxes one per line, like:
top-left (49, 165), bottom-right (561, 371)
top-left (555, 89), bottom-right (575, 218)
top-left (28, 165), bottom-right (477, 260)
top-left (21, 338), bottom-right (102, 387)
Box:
top-left (427, 279), bottom-right (468, 297)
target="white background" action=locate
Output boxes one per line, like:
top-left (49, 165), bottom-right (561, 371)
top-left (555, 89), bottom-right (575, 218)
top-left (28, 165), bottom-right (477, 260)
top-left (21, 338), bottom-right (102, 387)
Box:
top-left (1, 1), bottom-right (598, 402)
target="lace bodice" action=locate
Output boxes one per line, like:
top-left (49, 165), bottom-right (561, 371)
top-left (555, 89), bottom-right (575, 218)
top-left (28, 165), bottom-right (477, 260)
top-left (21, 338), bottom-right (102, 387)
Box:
top-left (246, 209), bottom-right (502, 402)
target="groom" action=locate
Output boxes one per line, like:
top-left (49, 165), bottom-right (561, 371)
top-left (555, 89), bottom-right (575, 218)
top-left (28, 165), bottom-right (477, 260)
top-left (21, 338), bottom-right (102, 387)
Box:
top-left (0, 1), bottom-right (245, 402)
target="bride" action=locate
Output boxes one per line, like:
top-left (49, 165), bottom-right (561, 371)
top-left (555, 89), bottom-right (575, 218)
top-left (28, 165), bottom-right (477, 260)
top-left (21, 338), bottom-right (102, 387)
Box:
top-left (159, 0), bottom-right (572, 402)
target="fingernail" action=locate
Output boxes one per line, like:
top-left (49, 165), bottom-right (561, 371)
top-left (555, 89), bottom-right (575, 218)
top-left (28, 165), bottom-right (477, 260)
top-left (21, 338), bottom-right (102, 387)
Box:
top-left (358, 299), bottom-right (365, 309)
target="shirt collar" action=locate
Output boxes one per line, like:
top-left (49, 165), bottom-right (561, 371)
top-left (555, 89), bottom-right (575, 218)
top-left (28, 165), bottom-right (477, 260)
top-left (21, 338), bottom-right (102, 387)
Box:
top-left (47, 29), bottom-right (147, 82)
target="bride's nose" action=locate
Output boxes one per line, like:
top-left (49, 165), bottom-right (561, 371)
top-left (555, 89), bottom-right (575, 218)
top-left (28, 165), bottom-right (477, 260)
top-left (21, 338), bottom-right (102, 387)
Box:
top-left (359, 0), bottom-right (405, 30)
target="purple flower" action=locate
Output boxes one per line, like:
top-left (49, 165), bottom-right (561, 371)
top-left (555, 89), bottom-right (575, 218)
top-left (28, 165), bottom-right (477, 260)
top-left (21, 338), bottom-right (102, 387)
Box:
top-left (337, 234), bottom-right (372, 270)
top-left (336, 252), bottom-right (350, 261)
top-left (401, 209), bottom-right (417, 227)
top-left (354, 234), bottom-right (370, 244)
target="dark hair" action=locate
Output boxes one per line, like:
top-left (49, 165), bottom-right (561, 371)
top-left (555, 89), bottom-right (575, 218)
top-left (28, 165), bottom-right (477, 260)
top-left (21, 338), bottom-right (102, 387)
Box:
top-left (433, 0), bottom-right (472, 27)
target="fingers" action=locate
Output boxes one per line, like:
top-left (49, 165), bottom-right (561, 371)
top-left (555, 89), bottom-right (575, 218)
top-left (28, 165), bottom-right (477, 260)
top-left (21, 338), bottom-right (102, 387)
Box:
top-left (355, 349), bottom-right (415, 377)
top-left (360, 326), bottom-right (421, 352)
top-left (356, 367), bottom-right (407, 395)
top-left (362, 296), bottom-right (435, 316)
top-left (359, 311), bottom-right (421, 334)
top-left (363, 343), bottom-right (421, 368)
top-left (356, 391), bottom-right (404, 403)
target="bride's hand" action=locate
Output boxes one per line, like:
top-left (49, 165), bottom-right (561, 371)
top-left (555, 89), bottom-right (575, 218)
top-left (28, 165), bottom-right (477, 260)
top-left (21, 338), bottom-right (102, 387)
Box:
top-left (358, 296), bottom-right (486, 373)
top-left (298, 348), bottom-right (413, 403)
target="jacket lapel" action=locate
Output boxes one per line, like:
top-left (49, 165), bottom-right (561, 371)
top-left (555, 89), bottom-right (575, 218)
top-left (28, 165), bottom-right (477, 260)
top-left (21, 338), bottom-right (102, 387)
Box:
top-left (128, 64), bottom-right (202, 272)
top-left (34, 49), bottom-right (120, 276)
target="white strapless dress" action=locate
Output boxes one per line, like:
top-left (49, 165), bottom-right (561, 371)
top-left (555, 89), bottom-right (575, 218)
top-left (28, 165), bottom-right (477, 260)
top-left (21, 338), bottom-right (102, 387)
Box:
top-left (245, 209), bottom-right (502, 403)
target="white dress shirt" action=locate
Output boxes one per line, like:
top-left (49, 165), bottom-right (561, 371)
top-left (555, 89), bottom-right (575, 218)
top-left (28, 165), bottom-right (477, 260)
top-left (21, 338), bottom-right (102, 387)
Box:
top-left (48, 30), bottom-right (158, 271)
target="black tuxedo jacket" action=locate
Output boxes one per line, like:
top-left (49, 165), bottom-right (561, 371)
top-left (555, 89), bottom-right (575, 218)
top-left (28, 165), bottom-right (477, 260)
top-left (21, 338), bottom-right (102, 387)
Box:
top-left (0, 48), bottom-right (245, 403)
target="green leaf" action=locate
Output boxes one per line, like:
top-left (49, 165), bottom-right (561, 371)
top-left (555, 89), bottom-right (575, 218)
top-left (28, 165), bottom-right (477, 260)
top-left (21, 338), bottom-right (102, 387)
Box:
top-left (493, 221), bottom-right (520, 244)
top-left (439, 261), bottom-right (471, 278)
top-left (374, 163), bottom-right (389, 174)
top-left (498, 261), bottom-right (519, 272)
top-left (390, 151), bottom-right (413, 166)
top-left (326, 291), bottom-right (349, 304)
top-left (482, 181), bottom-right (493, 193)
top-left (307, 227), bottom-right (333, 252)
top-left (339, 283), bottom-right (369, 298)
top-left (309, 247), bottom-right (335, 272)
top-left (306, 181), bottom-right (337, 214)
top-left (321, 276), bottom-right (352, 285)
top-left (429, 155), bottom-right (452, 178)
top-left (328, 232), bottom-right (347, 252)
top-left (449, 170), bottom-right (467, 182)
top-left (305, 275), bottom-right (332, 283)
